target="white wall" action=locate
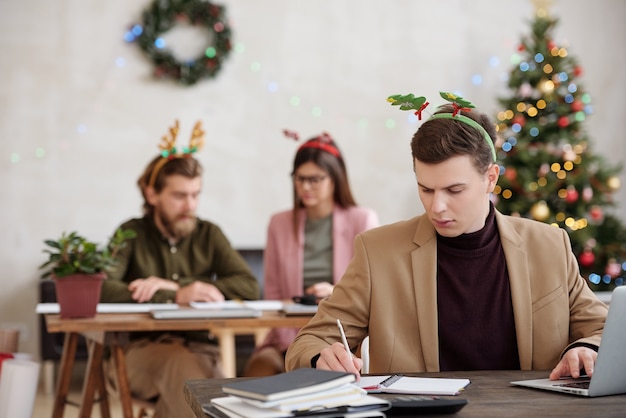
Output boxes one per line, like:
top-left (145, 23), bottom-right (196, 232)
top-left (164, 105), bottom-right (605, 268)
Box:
top-left (1, 0), bottom-right (624, 359)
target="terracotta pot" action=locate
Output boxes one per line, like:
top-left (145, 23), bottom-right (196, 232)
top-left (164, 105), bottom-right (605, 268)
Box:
top-left (52, 273), bottom-right (105, 319)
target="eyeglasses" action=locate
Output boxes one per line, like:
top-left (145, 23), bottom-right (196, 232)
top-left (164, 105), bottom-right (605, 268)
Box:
top-left (291, 174), bottom-right (328, 187)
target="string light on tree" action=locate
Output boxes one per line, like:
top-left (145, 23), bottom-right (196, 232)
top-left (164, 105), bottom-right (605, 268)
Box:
top-left (493, 4), bottom-right (626, 291)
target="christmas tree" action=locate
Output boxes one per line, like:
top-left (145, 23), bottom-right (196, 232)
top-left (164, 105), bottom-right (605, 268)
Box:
top-left (493, 6), bottom-right (626, 291)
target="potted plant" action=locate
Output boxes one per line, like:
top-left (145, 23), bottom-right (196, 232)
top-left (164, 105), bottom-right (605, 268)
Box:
top-left (39, 228), bottom-right (136, 318)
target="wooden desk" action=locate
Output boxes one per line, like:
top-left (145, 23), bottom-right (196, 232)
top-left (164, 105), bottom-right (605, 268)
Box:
top-left (44, 310), bottom-right (313, 418)
top-left (184, 370), bottom-right (626, 418)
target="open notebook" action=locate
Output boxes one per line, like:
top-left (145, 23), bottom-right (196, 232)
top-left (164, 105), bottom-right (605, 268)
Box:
top-left (511, 286), bottom-right (626, 397)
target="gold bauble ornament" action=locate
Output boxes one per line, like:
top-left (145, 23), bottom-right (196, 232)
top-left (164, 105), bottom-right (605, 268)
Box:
top-left (538, 78), bottom-right (555, 94)
top-left (607, 176), bottom-right (621, 191)
top-left (530, 201), bottom-right (550, 221)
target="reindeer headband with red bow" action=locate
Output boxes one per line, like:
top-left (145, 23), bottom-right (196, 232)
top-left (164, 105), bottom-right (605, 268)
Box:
top-left (283, 130), bottom-right (341, 158)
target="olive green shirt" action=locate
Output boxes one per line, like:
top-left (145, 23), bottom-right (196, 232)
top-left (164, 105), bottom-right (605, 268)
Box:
top-left (100, 216), bottom-right (259, 342)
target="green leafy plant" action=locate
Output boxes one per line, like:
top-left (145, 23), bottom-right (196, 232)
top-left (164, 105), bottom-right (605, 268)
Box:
top-left (39, 228), bottom-right (136, 278)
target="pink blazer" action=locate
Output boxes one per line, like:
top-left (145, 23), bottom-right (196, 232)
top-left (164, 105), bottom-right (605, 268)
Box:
top-left (259, 205), bottom-right (379, 352)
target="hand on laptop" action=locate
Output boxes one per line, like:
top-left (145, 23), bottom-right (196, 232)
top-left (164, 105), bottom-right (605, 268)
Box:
top-left (549, 346), bottom-right (597, 380)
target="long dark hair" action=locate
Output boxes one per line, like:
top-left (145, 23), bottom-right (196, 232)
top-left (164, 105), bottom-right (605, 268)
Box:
top-left (290, 136), bottom-right (357, 235)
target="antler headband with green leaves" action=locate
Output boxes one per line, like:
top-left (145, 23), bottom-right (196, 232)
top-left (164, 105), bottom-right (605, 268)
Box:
top-left (387, 91), bottom-right (497, 162)
top-left (147, 119), bottom-right (205, 188)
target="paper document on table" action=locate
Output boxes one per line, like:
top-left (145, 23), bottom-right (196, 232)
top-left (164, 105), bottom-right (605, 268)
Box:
top-left (358, 374), bottom-right (470, 396)
top-left (209, 393), bottom-right (389, 418)
top-left (189, 301), bottom-right (245, 309)
top-left (35, 303), bottom-right (179, 314)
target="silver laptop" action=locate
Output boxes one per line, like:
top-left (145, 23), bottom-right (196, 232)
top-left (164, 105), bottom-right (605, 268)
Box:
top-left (151, 307), bottom-right (261, 320)
top-left (511, 286), bottom-right (626, 397)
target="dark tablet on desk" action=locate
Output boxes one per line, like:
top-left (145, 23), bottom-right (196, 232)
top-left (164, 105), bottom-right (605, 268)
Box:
top-left (383, 395), bottom-right (468, 415)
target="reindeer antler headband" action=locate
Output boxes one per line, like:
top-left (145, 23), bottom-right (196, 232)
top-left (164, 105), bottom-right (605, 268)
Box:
top-left (282, 129), bottom-right (341, 158)
top-left (387, 91), bottom-right (497, 162)
top-left (147, 119), bottom-right (205, 188)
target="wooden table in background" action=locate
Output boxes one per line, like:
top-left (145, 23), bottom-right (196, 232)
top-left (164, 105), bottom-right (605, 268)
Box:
top-left (184, 370), bottom-right (626, 418)
top-left (44, 310), bottom-right (313, 418)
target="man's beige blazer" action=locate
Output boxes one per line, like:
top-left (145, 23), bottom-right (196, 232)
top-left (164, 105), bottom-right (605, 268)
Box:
top-left (286, 210), bottom-right (608, 372)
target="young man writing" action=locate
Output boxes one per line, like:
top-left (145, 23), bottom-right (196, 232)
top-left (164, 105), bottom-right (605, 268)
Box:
top-left (285, 93), bottom-right (607, 382)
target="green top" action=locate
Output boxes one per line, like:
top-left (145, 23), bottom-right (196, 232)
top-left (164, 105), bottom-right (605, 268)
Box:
top-left (100, 216), bottom-right (260, 342)
top-left (302, 215), bottom-right (333, 291)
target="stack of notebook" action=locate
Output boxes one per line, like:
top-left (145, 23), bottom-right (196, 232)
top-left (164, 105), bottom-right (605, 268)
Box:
top-left (204, 369), bottom-right (390, 418)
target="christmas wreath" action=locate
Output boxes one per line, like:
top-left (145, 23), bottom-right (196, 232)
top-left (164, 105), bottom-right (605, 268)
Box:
top-left (126, 0), bottom-right (233, 86)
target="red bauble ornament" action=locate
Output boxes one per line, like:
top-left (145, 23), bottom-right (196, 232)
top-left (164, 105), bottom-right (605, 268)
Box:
top-left (565, 187), bottom-right (579, 203)
top-left (573, 66), bottom-right (583, 77)
top-left (557, 116), bottom-right (569, 128)
top-left (547, 40), bottom-right (557, 50)
top-left (512, 114), bottom-right (526, 127)
top-left (578, 249), bottom-right (595, 268)
top-left (571, 100), bottom-right (584, 112)
top-left (504, 167), bottom-right (517, 181)
top-left (517, 44), bottom-right (525, 52)
top-left (589, 205), bottom-right (604, 222)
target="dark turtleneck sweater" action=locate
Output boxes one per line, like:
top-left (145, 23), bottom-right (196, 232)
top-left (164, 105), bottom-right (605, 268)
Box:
top-left (437, 204), bottom-right (520, 371)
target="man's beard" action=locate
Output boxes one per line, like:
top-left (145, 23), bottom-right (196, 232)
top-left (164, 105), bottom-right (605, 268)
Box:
top-left (158, 211), bottom-right (197, 240)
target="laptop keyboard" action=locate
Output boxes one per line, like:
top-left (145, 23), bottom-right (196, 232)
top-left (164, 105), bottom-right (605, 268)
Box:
top-left (557, 380), bottom-right (590, 389)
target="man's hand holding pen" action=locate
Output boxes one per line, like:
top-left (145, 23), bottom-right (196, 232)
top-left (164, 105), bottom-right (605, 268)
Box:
top-left (314, 319), bottom-right (363, 379)
top-left (316, 342), bottom-right (363, 379)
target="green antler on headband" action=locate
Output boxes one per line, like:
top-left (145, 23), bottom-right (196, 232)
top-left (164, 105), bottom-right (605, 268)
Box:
top-left (387, 94), bottom-right (430, 120)
top-left (439, 91), bottom-right (475, 116)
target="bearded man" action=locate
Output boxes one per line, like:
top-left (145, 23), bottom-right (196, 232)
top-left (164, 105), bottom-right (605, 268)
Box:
top-left (100, 129), bottom-right (259, 418)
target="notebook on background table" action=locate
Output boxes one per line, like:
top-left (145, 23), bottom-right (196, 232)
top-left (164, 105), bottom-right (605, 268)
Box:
top-left (511, 286), bottom-right (626, 397)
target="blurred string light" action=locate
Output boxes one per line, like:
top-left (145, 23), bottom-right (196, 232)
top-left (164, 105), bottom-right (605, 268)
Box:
top-left (471, 74), bottom-right (483, 85)
top-left (267, 81), bottom-right (278, 93)
top-left (9, 35), bottom-right (584, 164)
top-left (124, 24), bottom-right (143, 42)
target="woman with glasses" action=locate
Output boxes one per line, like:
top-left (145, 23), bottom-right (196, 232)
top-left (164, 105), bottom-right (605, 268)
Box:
top-left (244, 133), bottom-right (379, 377)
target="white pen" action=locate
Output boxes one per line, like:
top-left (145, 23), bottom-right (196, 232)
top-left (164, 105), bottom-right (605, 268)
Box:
top-left (336, 318), bottom-right (351, 357)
